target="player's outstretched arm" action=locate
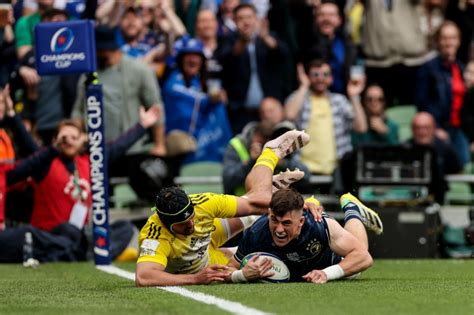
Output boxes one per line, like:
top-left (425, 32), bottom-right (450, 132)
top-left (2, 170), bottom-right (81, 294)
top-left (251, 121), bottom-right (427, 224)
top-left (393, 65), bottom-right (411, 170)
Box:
top-left (303, 218), bottom-right (373, 284)
top-left (136, 262), bottom-right (230, 287)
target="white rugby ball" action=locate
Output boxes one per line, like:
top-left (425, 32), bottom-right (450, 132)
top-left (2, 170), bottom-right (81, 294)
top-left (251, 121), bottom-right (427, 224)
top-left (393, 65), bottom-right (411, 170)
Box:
top-left (240, 252), bottom-right (290, 283)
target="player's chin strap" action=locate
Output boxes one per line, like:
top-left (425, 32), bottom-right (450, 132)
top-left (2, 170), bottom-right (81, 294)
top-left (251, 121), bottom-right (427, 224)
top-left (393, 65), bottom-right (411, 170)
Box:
top-left (152, 198), bottom-right (195, 233)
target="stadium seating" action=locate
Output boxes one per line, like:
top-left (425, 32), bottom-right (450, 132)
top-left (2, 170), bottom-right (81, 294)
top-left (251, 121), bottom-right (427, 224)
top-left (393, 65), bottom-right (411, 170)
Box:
top-left (176, 162), bottom-right (224, 194)
top-left (385, 104), bottom-right (417, 142)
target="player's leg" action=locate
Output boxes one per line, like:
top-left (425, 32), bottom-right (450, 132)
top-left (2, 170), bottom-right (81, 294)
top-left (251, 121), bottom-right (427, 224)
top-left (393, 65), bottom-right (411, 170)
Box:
top-left (339, 193), bottom-right (384, 250)
top-left (243, 130), bottom-right (309, 208)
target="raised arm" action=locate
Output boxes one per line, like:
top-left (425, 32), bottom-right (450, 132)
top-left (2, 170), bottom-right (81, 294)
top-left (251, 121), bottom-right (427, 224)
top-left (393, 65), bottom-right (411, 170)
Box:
top-left (285, 64), bottom-right (309, 121)
top-left (107, 106), bottom-right (161, 162)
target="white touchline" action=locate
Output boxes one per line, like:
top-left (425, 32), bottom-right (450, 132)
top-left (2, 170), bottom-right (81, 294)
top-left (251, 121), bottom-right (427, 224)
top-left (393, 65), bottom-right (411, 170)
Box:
top-left (96, 265), bottom-right (272, 315)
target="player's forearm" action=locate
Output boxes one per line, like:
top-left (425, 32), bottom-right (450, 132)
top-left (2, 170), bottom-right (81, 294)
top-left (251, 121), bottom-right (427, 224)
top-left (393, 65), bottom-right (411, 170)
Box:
top-left (136, 269), bottom-right (199, 287)
top-left (337, 249), bottom-right (373, 276)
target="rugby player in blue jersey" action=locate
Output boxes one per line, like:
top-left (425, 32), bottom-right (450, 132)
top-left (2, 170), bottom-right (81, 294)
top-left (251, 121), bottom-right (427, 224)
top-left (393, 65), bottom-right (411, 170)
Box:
top-left (228, 187), bottom-right (383, 284)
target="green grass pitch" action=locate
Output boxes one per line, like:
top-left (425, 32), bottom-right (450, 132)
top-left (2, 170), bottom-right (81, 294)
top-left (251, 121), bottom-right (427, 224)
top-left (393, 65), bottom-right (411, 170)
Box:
top-left (0, 260), bottom-right (473, 315)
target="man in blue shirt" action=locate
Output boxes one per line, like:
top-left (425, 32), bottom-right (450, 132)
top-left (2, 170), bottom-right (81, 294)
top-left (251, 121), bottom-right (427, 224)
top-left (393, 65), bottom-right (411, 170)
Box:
top-left (228, 188), bottom-right (382, 283)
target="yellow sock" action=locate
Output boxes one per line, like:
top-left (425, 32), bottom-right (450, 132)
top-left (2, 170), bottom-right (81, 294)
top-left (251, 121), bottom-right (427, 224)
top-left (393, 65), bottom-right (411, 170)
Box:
top-left (254, 148), bottom-right (279, 171)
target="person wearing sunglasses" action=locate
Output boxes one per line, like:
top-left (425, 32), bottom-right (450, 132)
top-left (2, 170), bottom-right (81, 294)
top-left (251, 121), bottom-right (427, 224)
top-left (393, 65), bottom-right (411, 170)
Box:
top-left (352, 83), bottom-right (399, 147)
top-left (285, 59), bottom-right (367, 193)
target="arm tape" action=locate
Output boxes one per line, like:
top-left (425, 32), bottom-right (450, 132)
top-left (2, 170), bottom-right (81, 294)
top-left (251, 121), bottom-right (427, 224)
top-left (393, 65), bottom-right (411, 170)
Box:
top-left (322, 264), bottom-right (345, 281)
top-left (231, 270), bottom-right (248, 283)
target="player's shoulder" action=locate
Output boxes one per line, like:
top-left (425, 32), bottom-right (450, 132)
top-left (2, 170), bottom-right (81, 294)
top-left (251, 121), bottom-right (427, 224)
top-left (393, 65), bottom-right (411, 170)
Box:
top-left (243, 216), bottom-right (270, 241)
top-left (189, 192), bottom-right (236, 207)
top-left (139, 213), bottom-right (171, 241)
top-left (302, 213), bottom-right (330, 241)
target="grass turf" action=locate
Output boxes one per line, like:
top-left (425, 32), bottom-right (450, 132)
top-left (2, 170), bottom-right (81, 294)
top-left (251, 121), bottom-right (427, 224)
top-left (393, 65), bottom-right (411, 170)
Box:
top-left (0, 260), bottom-right (473, 315)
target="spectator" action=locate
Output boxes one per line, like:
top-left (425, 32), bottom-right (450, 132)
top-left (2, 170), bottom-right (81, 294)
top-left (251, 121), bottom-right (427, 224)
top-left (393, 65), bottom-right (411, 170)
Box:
top-left (0, 4), bottom-right (14, 87)
top-left (10, 8), bottom-right (79, 146)
top-left (222, 120), bottom-right (311, 196)
top-left (218, 3), bottom-right (289, 134)
top-left (174, 0), bottom-right (200, 36)
top-left (216, 0), bottom-right (238, 36)
top-left (119, 7), bottom-right (156, 59)
top-left (223, 120), bottom-right (274, 195)
top-left (259, 97), bottom-right (284, 126)
top-left (362, 0), bottom-right (428, 106)
top-left (162, 36), bottom-right (232, 166)
top-left (195, 9), bottom-right (224, 89)
top-left (416, 21), bottom-right (470, 166)
top-left (96, 0), bottom-right (134, 27)
top-left (285, 60), bottom-right (366, 177)
top-left (352, 83), bottom-right (399, 147)
top-left (446, 0), bottom-right (474, 63)
top-left (150, 0), bottom-right (187, 54)
top-left (460, 60), bottom-right (474, 158)
top-left (406, 112), bottom-right (462, 203)
top-left (0, 106), bottom-right (161, 263)
top-left (299, 0), bottom-right (356, 95)
top-left (0, 86), bottom-right (38, 230)
top-left (72, 26), bottom-right (167, 202)
top-left (418, 0), bottom-right (447, 59)
top-left (13, 0), bottom-right (55, 128)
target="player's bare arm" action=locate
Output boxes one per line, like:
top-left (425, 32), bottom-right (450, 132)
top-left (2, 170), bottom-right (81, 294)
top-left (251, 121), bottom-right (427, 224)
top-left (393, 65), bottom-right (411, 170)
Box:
top-left (303, 218), bottom-right (373, 284)
top-left (136, 261), bottom-right (231, 287)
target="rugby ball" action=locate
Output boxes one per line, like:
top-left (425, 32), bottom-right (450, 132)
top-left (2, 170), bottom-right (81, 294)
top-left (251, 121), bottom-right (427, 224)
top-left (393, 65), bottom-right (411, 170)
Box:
top-left (240, 252), bottom-right (290, 283)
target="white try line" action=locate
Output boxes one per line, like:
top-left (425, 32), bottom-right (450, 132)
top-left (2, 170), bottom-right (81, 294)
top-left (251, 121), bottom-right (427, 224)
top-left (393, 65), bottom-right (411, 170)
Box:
top-left (96, 265), bottom-right (272, 315)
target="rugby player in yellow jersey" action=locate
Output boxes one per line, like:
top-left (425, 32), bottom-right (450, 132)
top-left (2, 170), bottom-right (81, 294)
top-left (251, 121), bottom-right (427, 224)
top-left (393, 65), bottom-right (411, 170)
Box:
top-left (135, 129), bottom-right (311, 286)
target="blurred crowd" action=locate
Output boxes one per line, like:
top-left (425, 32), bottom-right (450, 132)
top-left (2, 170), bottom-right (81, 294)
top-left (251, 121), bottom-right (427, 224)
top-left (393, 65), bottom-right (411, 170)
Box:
top-left (0, 0), bottom-right (474, 234)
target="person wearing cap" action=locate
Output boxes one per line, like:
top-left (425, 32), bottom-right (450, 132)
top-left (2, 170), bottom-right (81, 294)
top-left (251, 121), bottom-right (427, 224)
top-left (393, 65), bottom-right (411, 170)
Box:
top-left (161, 36), bottom-right (231, 166)
top-left (72, 26), bottom-right (167, 202)
top-left (136, 129), bottom-right (312, 286)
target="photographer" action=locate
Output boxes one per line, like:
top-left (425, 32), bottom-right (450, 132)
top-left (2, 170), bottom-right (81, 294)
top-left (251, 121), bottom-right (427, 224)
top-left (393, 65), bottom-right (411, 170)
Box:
top-left (0, 106), bottom-right (161, 263)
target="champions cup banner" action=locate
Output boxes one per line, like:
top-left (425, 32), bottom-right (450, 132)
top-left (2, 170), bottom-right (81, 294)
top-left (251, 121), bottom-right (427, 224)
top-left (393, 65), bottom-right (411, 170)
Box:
top-left (34, 20), bottom-right (96, 75)
top-left (87, 84), bottom-right (111, 266)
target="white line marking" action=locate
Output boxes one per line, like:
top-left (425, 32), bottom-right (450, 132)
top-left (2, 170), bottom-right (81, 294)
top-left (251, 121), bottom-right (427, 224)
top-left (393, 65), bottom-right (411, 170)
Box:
top-left (96, 265), bottom-right (272, 315)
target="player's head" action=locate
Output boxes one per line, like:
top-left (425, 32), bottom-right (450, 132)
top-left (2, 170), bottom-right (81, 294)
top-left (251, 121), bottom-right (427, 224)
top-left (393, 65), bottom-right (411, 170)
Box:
top-left (268, 188), bottom-right (305, 247)
top-left (154, 187), bottom-right (195, 235)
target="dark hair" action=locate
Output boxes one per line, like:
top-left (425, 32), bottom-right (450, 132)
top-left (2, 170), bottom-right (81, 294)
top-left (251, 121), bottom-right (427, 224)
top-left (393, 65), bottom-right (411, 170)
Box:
top-left (233, 3), bottom-right (257, 16)
top-left (155, 186), bottom-right (189, 215)
top-left (306, 59), bottom-right (330, 74)
top-left (270, 188), bottom-right (304, 217)
top-left (362, 83), bottom-right (385, 103)
top-left (41, 8), bottom-right (69, 21)
top-left (176, 53), bottom-right (208, 92)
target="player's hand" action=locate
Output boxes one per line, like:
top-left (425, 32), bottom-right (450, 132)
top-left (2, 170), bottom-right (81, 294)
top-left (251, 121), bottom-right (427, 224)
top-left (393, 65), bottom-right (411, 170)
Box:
top-left (304, 202), bottom-right (323, 222)
top-left (242, 254), bottom-right (275, 281)
top-left (194, 264), bottom-right (230, 284)
top-left (302, 269), bottom-right (328, 284)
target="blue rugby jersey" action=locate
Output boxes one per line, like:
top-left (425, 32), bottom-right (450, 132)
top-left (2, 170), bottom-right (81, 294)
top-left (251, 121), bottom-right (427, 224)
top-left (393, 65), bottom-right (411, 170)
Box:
top-left (235, 212), bottom-right (342, 282)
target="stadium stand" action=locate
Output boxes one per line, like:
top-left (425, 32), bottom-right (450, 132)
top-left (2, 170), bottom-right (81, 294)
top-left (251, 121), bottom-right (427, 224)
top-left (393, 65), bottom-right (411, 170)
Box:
top-left (385, 105), bottom-right (417, 142)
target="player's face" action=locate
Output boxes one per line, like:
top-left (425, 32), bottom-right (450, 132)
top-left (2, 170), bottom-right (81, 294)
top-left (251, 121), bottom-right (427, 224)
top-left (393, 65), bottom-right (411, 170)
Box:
top-left (268, 209), bottom-right (305, 247)
top-left (171, 215), bottom-right (195, 235)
